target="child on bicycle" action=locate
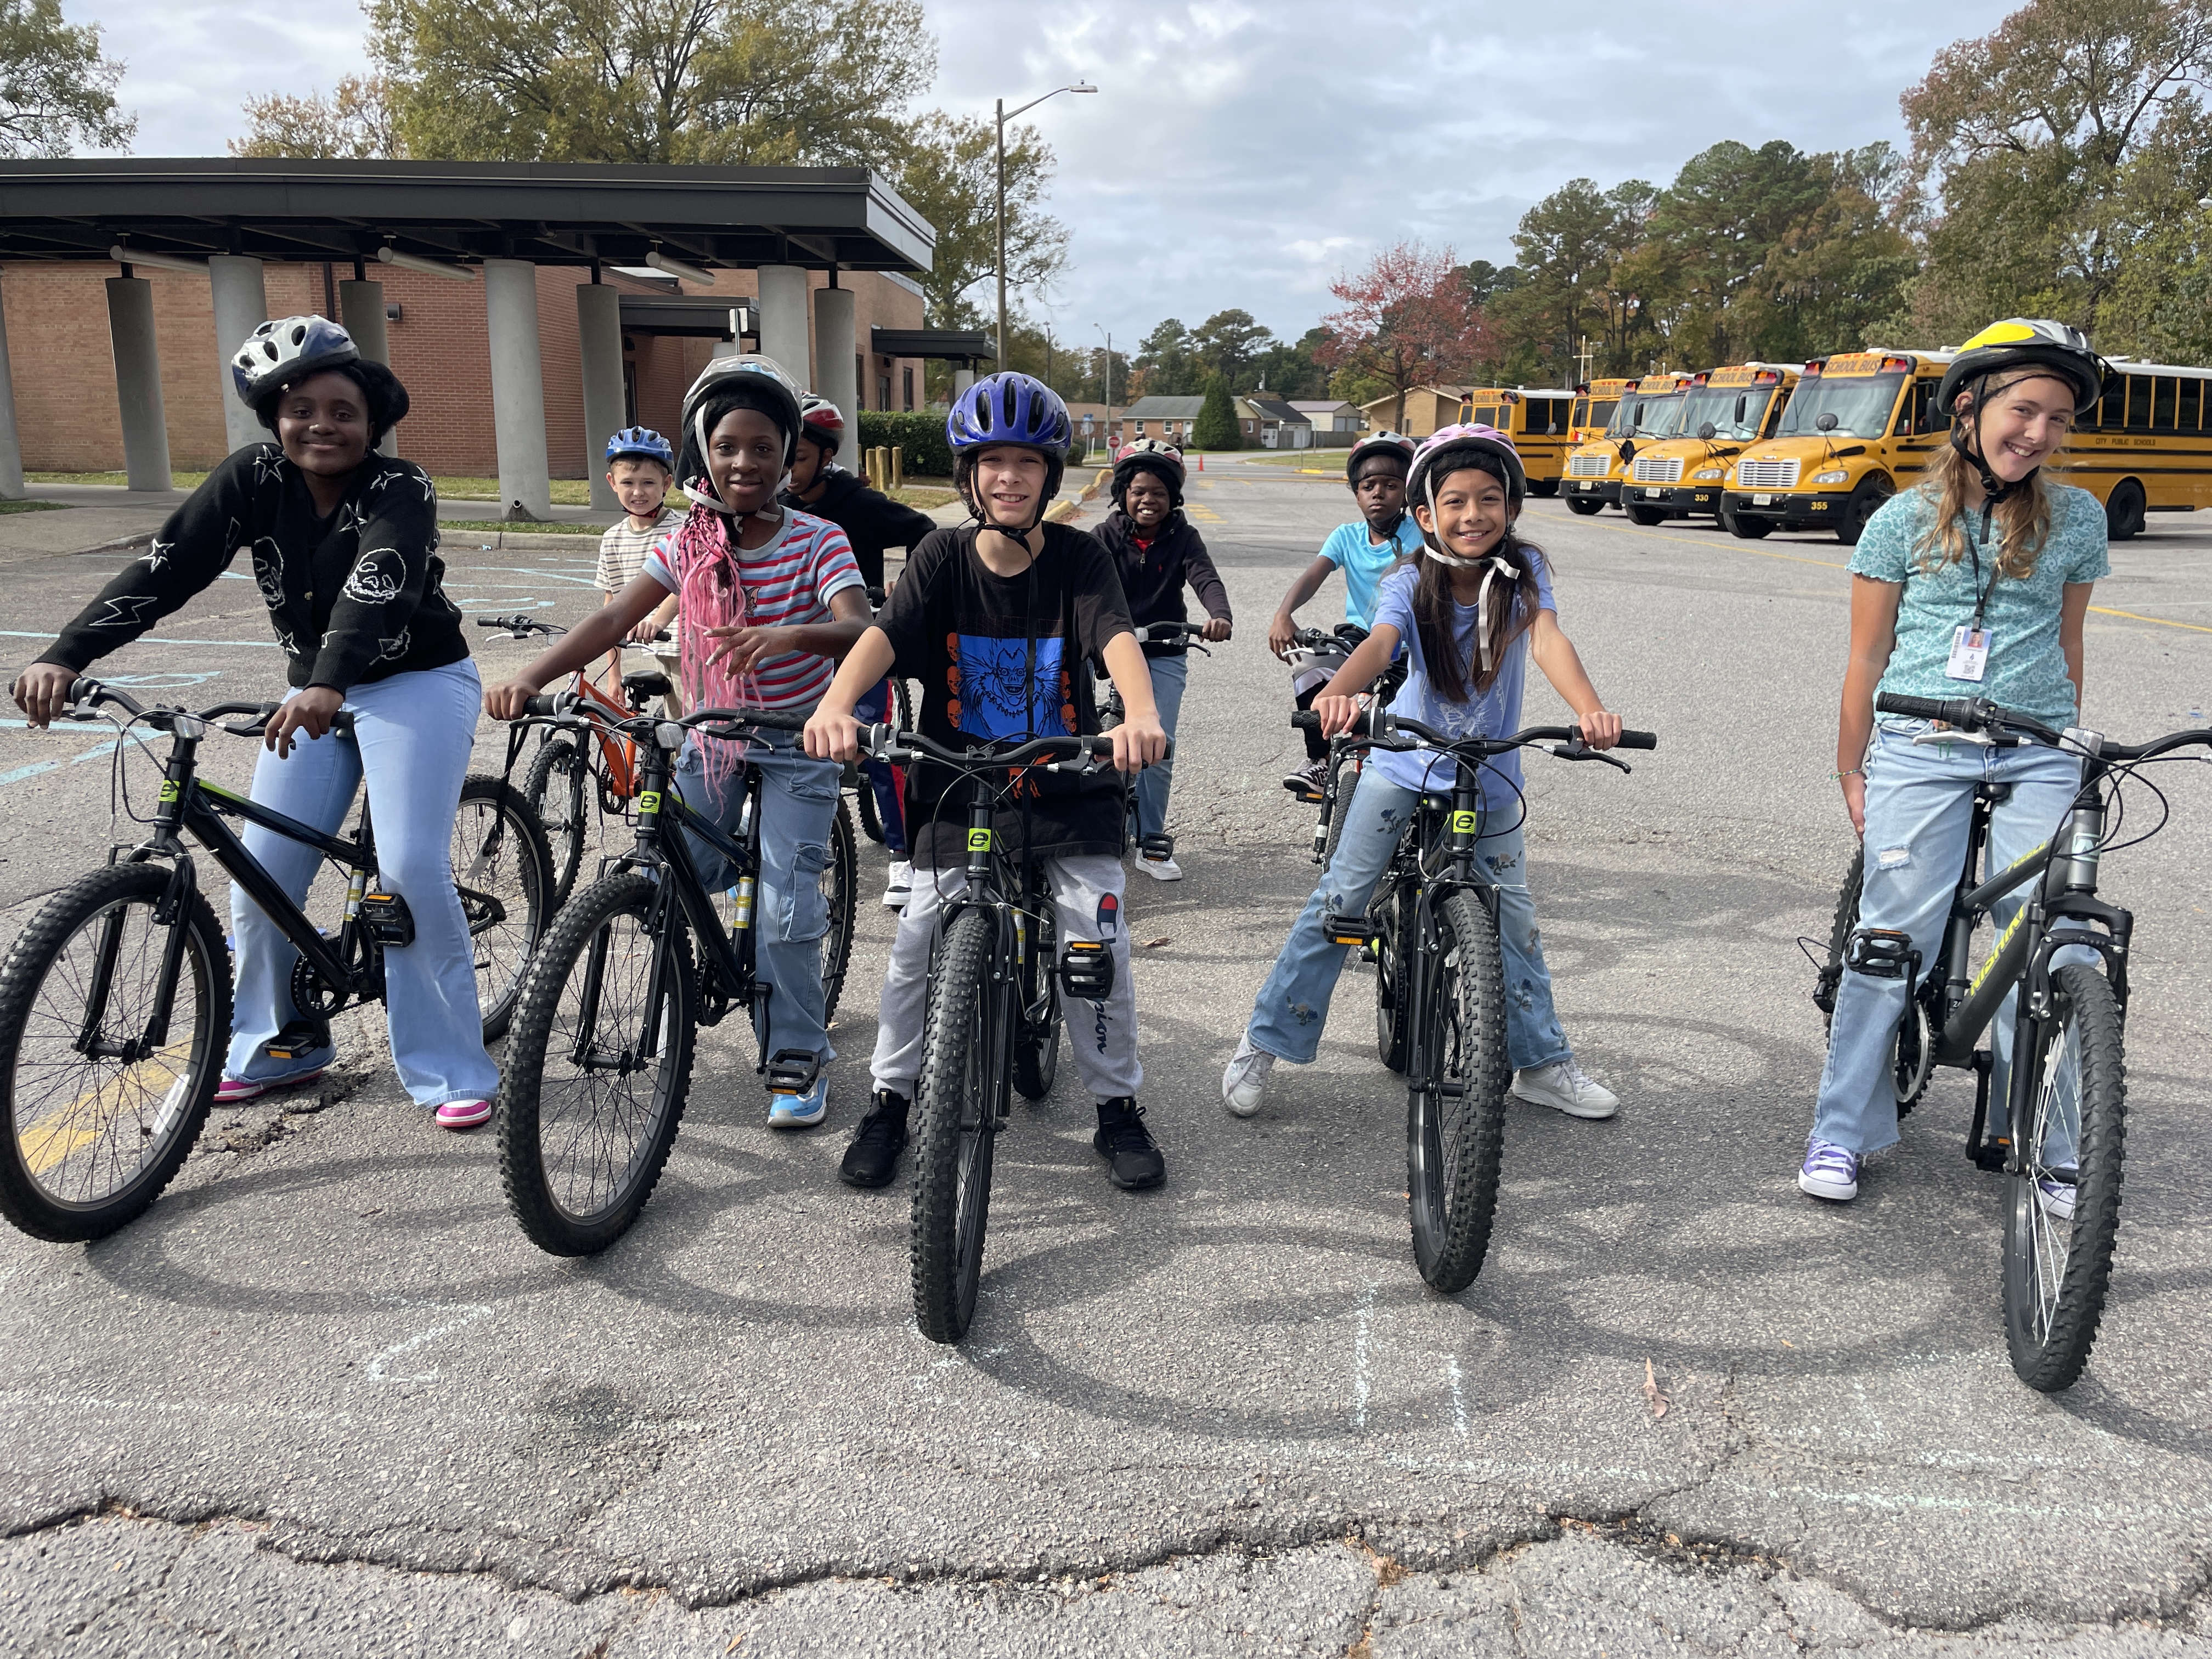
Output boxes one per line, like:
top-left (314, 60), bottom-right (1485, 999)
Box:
top-left (594, 427), bottom-right (681, 693)
top-left (1223, 425), bottom-right (1624, 1122)
top-left (1269, 432), bottom-right (1422, 799)
top-left (802, 371), bottom-right (1172, 1193)
top-left (1092, 439), bottom-right (1232, 882)
top-left (781, 392), bottom-right (941, 909)
top-left (486, 356), bottom-right (872, 1130)
top-left (1802, 320), bottom-right (2112, 1206)
top-left (12, 318), bottom-right (501, 1130)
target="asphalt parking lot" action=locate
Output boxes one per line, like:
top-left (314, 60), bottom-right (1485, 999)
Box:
top-left (1, 461), bottom-right (2208, 1656)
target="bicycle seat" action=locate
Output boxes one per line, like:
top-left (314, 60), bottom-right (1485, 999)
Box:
top-left (622, 668), bottom-right (673, 704)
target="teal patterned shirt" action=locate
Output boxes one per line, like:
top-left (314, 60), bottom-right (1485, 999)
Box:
top-left (1849, 482), bottom-right (2109, 725)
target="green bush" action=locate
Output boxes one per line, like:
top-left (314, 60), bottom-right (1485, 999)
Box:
top-left (856, 411), bottom-right (953, 478)
top-left (1193, 377), bottom-right (1242, 450)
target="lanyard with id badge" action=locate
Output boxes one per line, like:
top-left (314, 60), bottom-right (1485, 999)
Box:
top-left (1946, 526), bottom-right (2001, 682)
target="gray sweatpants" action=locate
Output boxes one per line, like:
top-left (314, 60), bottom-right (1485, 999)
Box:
top-left (871, 853), bottom-right (1142, 1103)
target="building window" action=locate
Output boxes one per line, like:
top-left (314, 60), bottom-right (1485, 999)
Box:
top-left (879, 374), bottom-right (891, 411)
top-left (904, 367), bottom-right (915, 411)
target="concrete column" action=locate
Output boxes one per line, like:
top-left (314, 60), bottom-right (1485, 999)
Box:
top-left (952, 366), bottom-right (976, 398)
top-left (207, 255), bottom-right (269, 455)
top-left (0, 274), bottom-right (24, 498)
top-left (482, 258), bottom-right (551, 521)
top-left (812, 285), bottom-right (860, 473)
top-left (105, 276), bottom-right (171, 493)
top-left (710, 338), bottom-right (740, 360)
top-left (337, 278), bottom-right (397, 456)
top-left (575, 281), bottom-right (627, 513)
top-left (756, 264), bottom-right (811, 386)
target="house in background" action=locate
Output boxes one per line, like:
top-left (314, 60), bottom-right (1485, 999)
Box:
top-left (1119, 394), bottom-right (1205, 447)
top-left (1356, 385), bottom-right (1473, 438)
top-left (1290, 399), bottom-right (1364, 443)
top-left (1245, 396), bottom-right (1314, 448)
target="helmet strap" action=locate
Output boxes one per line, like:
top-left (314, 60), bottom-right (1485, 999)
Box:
top-left (1949, 378), bottom-right (2034, 548)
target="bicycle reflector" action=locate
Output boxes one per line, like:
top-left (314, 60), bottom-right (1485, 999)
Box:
top-left (1060, 939), bottom-right (1115, 1001)
top-left (358, 891), bottom-right (416, 947)
top-left (1322, 910), bottom-right (1369, 949)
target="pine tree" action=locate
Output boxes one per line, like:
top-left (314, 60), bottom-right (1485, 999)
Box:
top-left (1193, 376), bottom-right (1241, 451)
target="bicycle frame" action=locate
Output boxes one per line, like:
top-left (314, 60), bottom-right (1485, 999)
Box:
top-left (932, 787), bottom-right (1055, 1131)
top-left (1393, 763), bottom-right (1504, 1104)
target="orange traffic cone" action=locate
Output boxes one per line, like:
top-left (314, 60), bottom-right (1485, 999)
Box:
top-left (1197, 452), bottom-right (1204, 471)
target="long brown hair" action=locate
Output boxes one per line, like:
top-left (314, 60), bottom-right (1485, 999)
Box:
top-left (1413, 526), bottom-right (1542, 703)
top-left (1915, 370), bottom-right (2062, 578)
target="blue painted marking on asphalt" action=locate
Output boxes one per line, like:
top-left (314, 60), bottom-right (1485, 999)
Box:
top-left (0, 760), bottom-right (60, 787)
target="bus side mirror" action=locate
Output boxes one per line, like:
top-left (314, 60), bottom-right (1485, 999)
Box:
top-left (1697, 422), bottom-right (1717, 441)
top-left (1816, 413), bottom-right (1839, 432)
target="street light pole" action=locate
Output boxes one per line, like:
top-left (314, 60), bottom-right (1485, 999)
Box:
top-left (1094, 324), bottom-right (1113, 448)
top-left (995, 81), bottom-right (1096, 371)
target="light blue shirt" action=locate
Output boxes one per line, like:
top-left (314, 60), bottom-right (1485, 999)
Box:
top-left (1319, 515), bottom-right (1425, 630)
top-left (1367, 554), bottom-right (1557, 811)
top-left (1850, 483), bottom-right (2109, 726)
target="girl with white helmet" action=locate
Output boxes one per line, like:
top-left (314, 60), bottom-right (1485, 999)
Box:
top-left (487, 355), bottom-right (874, 1131)
top-left (1223, 425), bottom-right (1628, 1124)
top-left (13, 317), bottom-right (500, 1130)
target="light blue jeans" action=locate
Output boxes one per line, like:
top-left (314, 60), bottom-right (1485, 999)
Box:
top-left (1245, 769), bottom-right (1572, 1070)
top-left (1812, 722), bottom-right (2093, 1158)
top-left (1133, 651), bottom-right (1188, 842)
top-left (673, 730), bottom-right (840, 1067)
top-left (228, 660), bottom-right (499, 1106)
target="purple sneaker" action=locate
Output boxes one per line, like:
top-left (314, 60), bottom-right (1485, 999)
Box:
top-left (1798, 1138), bottom-right (1859, 1201)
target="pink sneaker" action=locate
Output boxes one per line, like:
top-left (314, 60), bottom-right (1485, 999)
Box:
top-left (434, 1098), bottom-right (493, 1132)
top-left (214, 1068), bottom-right (324, 1105)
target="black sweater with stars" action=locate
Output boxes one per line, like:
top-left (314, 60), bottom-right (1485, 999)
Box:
top-left (40, 445), bottom-right (470, 693)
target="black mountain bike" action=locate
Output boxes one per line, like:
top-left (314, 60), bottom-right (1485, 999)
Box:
top-left (1809, 691), bottom-right (2197, 1392)
top-left (1099, 620), bottom-right (1210, 861)
top-left (856, 723), bottom-right (1135, 1343)
top-left (494, 696), bottom-right (857, 1255)
top-left (0, 679), bottom-right (552, 1242)
top-left (1296, 707), bottom-right (1656, 1291)
top-left (851, 586), bottom-right (918, 848)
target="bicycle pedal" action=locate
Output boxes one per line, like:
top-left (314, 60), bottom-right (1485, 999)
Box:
top-left (358, 891), bottom-right (416, 948)
top-left (763, 1048), bottom-right (821, 1094)
top-left (1059, 939), bottom-right (1115, 1001)
top-left (1844, 927), bottom-right (1915, 980)
top-left (1321, 911), bottom-right (1372, 951)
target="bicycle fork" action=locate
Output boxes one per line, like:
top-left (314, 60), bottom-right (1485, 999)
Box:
top-left (1404, 778), bottom-right (1499, 1100)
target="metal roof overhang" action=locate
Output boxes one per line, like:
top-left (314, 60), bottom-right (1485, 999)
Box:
top-left (619, 295), bottom-right (754, 338)
top-left (0, 159), bottom-right (933, 273)
top-left (871, 327), bottom-right (991, 364)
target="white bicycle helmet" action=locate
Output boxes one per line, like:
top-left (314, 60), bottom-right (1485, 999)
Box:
top-left (230, 316), bottom-right (359, 407)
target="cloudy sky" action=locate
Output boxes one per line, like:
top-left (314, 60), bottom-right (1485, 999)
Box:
top-left (89, 0), bottom-right (2015, 349)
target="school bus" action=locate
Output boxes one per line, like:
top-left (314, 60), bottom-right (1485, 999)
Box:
top-left (1462, 387), bottom-right (1577, 495)
top-left (1561, 372), bottom-right (1697, 515)
top-left (1720, 351), bottom-right (1954, 543)
top-left (2053, 359), bottom-right (2212, 537)
top-left (1618, 363), bottom-right (1801, 526)
top-left (1570, 378), bottom-right (1636, 444)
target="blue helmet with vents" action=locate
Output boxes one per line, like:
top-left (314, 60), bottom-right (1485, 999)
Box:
top-left (947, 372), bottom-right (1072, 457)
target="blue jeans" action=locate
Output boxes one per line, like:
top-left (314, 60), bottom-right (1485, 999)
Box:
top-left (1133, 651), bottom-right (1188, 842)
top-left (1813, 723), bottom-right (2092, 1158)
top-left (1245, 769), bottom-right (1572, 1070)
top-left (228, 661), bottom-right (499, 1106)
top-left (853, 676), bottom-right (905, 855)
top-left (673, 730), bottom-right (840, 1066)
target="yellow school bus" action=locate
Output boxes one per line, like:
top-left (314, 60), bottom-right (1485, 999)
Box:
top-left (1618, 363), bottom-right (1801, 526)
top-left (1463, 387), bottom-right (1577, 495)
top-left (1720, 351), bottom-right (1954, 543)
top-left (1570, 377), bottom-right (1636, 444)
top-left (2053, 359), bottom-right (2212, 538)
top-left (1562, 372), bottom-right (1696, 515)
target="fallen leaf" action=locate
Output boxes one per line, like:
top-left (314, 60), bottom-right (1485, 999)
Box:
top-left (357, 1208), bottom-right (382, 1218)
top-left (1779, 1338), bottom-right (1796, 1349)
top-left (1143, 936), bottom-right (1173, 949)
top-left (1644, 1358), bottom-right (1670, 1420)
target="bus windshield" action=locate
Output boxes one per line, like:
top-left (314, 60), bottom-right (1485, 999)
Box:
top-left (1607, 392), bottom-right (1683, 437)
top-left (1583, 398), bottom-right (1618, 431)
top-left (1777, 373), bottom-right (1905, 441)
top-left (1675, 384), bottom-right (1777, 442)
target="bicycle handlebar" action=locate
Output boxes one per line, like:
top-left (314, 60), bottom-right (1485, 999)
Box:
top-left (514, 695), bottom-right (809, 738)
top-left (1291, 706), bottom-right (1657, 757)
top-left (1873, 691), bottom-right (2212, 766)
top-left (859, 725), bottom-right (1124, 771)
top-left (476, 613), bottom-right (672, 645)
top-left (64, 678), bottom-right (354, 738)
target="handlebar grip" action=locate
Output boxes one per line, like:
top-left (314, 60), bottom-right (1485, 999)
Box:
top-left (69, 676), bottom-right (98, 705)
top-left (1291, 710), bottom-right (1319, 731)
top-left (522, 695), bottom-right (563, 716)
top-left (735, 709), bottom-right (808, 732)
top-left (1876, 692), bottom-right (1974, 724)
top-left (1612, 730), bottom-right (1658, 751)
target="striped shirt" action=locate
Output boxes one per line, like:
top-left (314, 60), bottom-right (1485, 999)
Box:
top-left (643, 507), bottom-right (863, 708)
top-left (595, 506), bottom-right (681, 593)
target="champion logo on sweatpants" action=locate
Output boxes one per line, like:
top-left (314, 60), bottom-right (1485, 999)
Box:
top-left (1096, 892), bottom-right (1120, 942)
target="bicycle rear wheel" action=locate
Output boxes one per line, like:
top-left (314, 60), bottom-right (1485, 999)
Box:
top-left (2001, 962), bottom-right (2126, 1392)
top-left (0, 864), bottom-right (230, 1242)
top-left (820, 797), bottom-right (857, 1024)
top-left (1816, 847), bottom-right (1929, 1112)
top-left (454, 774), bottom-right (554, 1041)
top-left (523, 733), bottom-right (591, 910)
top-left (1407, 890), bottom-right (1510, 1293)
top-left (497, 872), bottom-right (697, 1256)
top-left (911, 906), bottom-right (1000, 1342)
top-left (1373, 868), bottom-right (1415, 1074)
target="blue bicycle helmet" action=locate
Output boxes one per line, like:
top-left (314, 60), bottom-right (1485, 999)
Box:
top-left (947, 372), bottom-right (1072, 457)
top-left (605, 426), bottom-right (674, 469)
top-left (230, 315), bottom-right (358, 407)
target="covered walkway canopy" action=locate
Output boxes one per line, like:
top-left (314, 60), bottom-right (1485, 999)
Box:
top-left (0, 159), bottom-right (935, 510)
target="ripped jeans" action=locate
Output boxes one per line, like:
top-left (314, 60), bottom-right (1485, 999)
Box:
top-left (673, 730), bottom-right (840, 1068)
top-left (1244, 770), bottom-right (1571, 1070)
top-left (1813, 721), bottom-right (2091, 1158)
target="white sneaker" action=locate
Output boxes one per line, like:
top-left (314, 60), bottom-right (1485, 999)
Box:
top-left (1511, 1059), bottom-right (1619, 1120)
top-left (1222, 1035), bottom-right (1274, 1118)
top-left (1137, 853), bottom-right (1183, 881)
top-left (882, 859), bottom-right (913, 909)
top-left (2036, 1176), bottom-right (2077, 1222)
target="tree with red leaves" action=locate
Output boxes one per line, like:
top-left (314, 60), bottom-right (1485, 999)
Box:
top-left (1316, 241), bottom-right (1489, 434)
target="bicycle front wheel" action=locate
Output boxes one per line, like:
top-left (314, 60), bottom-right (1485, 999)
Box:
top-left (1407, 890), bottom-right (1510, 1293)
top-left (453, 774), bottom-right (554, 1041)
top-left (496, 872), bottom-right (697, 1256)
top-left (911, 906), bottom-right (1000, 1343)
top-left (2001, 962), bottom-right (2127, 1392)
top-left (820, 797), bottom-right (857, 1024)
top-left (0, 864), bottom-right (230, 1242)
top-left (523, 733), bottom-right (591, 910)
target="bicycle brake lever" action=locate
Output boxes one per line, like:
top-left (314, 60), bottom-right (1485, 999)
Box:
top-left (1551, 740), bottom-right (1631, 772)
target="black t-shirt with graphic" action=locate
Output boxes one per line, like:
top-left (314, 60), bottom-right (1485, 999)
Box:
top-left (874, 522), bottom-right (1135, 862)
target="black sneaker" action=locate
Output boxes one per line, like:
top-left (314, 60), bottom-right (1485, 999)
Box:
top-left (1281, 760), bottom-right (1328, 801)
top-left (1092, 1098), bottom-right (1165, 1190)
top-left (838, 1090), bottom-right (909, 1188)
